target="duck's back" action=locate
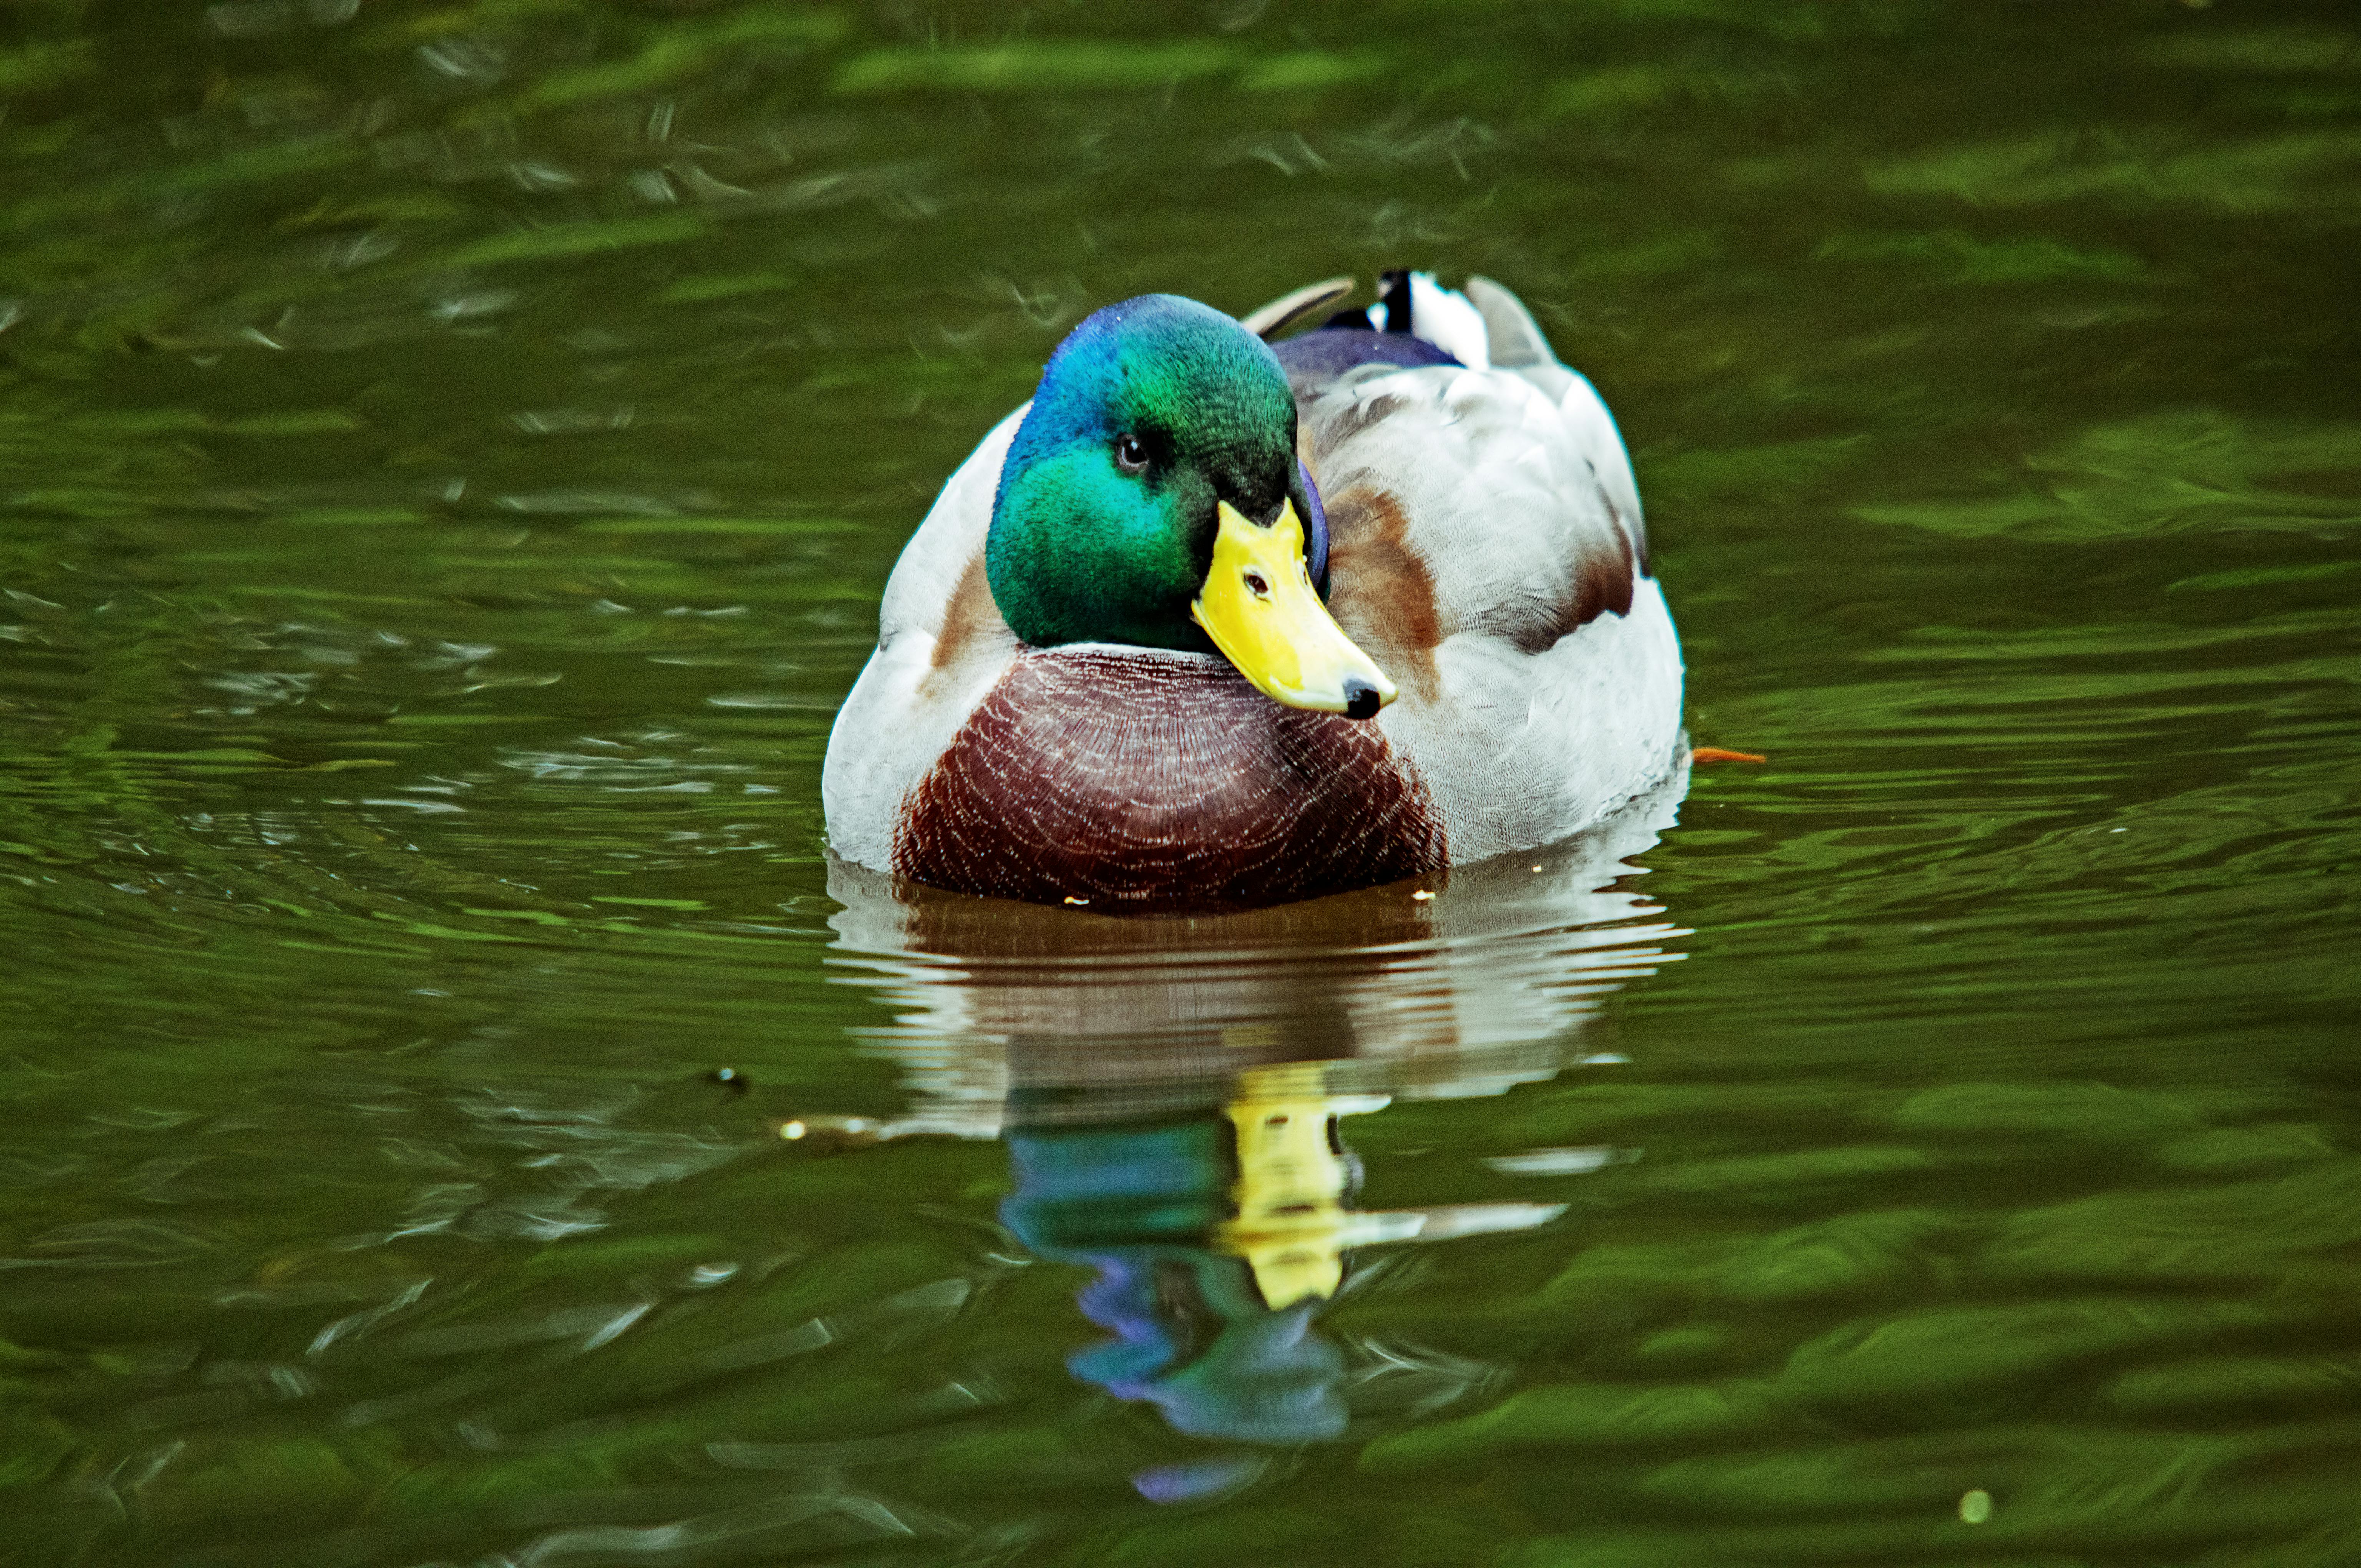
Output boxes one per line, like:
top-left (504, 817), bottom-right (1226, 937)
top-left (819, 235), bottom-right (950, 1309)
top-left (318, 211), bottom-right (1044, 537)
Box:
top-left (1282, 278), bottom-right (1682, 865)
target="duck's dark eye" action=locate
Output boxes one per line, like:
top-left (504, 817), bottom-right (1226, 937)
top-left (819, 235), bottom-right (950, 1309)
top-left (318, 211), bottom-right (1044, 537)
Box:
top-left (1114, 433), bottom-right (1149, 475)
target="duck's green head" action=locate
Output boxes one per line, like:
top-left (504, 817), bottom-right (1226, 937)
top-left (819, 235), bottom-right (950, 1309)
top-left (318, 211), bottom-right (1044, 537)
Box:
top-left (986, 294), bottom-right (1395, 719)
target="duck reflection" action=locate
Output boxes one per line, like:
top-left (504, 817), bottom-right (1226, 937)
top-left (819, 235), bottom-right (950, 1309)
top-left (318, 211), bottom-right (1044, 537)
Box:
top-left (1001, 1060), bottom-right (1576, 1448)
top-left (817, 770), bottom-right (1687, 1449)
top-left (1001, 1068), bottom-right (1361, 1445)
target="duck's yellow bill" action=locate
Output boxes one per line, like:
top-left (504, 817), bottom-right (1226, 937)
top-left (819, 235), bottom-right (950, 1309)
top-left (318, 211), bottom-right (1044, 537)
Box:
top-left (1190, 499), bottom-right (1396, 721)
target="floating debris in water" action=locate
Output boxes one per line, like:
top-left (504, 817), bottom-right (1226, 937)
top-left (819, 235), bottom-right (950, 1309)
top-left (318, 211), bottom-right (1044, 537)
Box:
top-left (776, 1115), bottom-right (891, 1152)
top-left (1483, 1146), bottom-right (1638, 1177)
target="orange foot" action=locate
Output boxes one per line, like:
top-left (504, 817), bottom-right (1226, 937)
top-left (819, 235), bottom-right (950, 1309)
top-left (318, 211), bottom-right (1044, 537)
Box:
top-left (1691, 747), bottom-right (1768, 765)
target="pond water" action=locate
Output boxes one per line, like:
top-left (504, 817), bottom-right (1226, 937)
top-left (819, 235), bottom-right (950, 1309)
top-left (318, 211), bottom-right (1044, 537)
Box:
top-left (5, 2), bottom-right (2359, 1563)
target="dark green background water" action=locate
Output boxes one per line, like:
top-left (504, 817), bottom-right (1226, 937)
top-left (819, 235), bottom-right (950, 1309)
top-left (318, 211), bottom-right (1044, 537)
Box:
top-left (5, 1), bottom-right (2359, 1563)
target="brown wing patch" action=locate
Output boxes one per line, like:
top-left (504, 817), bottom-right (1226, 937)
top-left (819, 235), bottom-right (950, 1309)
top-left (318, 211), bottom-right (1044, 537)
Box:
top-left (1584, 515), bottom-right (1638, 622)
top-left (1322, 483), bottom-right (1443, 705)
top-left (894, 650), bottom-right (1445, 914)
top-left (930, 552), bottom-right (996, 672)
top-left (1502, 516), bottom-right (1635, 654)
top-left (917, 550), bottom-right (1012, 704)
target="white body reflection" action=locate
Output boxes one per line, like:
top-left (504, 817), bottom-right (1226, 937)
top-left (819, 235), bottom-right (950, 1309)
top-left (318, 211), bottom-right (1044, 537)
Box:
top-left (823, 762), bottom-right (1689, 1134)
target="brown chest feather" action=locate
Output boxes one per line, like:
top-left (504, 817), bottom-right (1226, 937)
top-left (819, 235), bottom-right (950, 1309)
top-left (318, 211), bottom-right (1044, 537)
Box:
top-left (893, 650), bottom-right (1445, 913)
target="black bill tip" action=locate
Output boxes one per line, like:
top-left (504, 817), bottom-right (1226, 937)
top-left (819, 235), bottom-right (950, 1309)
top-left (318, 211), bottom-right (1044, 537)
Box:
top-left (1342, 680), bottom-right (1381, 721)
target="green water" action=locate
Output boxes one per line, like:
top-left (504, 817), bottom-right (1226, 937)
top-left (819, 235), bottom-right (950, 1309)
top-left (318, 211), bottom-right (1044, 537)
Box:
top-left (5, 0), bottom-right (2360, 1562)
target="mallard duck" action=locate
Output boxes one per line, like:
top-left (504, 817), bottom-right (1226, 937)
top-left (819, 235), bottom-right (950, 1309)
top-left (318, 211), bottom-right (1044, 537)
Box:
top-left (822, 271), bottom-right (1684, 913)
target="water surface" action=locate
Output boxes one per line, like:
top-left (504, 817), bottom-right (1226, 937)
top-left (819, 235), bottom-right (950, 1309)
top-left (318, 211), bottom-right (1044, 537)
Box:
top-left (4, 2), bottom-right (2359, 1563)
